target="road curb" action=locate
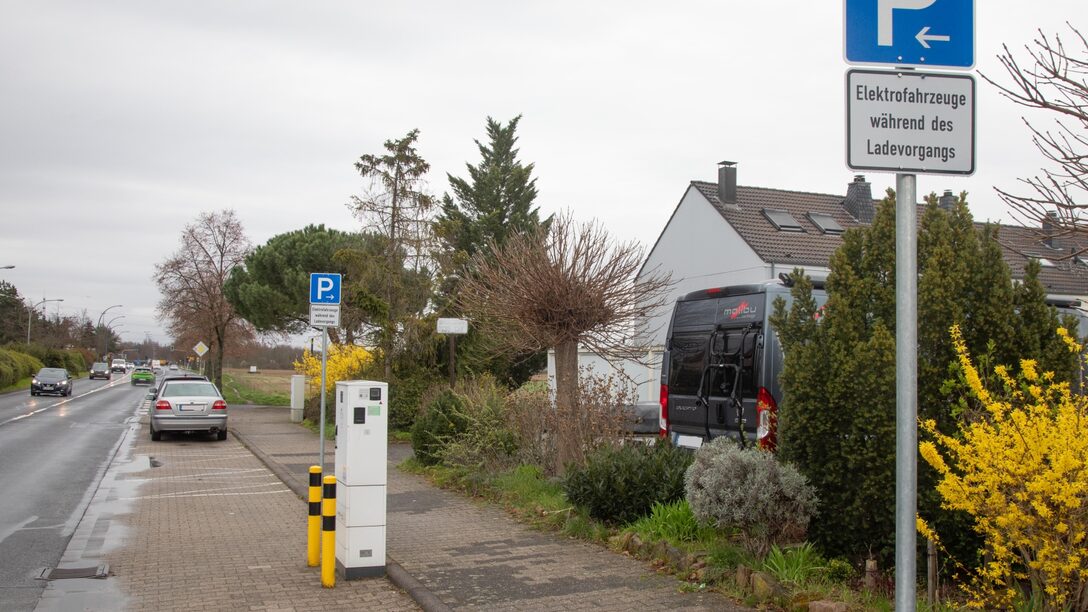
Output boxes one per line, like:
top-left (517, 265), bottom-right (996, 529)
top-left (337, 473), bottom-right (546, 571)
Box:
top-left (231, 422), bottom-right (451, 612)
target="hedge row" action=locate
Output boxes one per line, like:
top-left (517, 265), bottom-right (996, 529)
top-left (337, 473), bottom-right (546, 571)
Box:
top-left (0, 344), bottom-right (87, 381)
top-left (0, 348), bottom-right (45, 389)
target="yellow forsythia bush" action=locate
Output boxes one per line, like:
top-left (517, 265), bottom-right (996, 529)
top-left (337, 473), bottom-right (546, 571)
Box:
top-left (919, 325), bottom-right (1088, 610)
top-left (293, 344), bottom-right (373, 396)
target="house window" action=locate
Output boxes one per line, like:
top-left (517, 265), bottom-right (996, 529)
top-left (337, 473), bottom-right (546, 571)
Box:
top-left (807, 212), bottom-right (844, 235)
top-left (762, 209), bottom-right (804, 232)
top-left (1035, 257), bottom-right (1057, 268)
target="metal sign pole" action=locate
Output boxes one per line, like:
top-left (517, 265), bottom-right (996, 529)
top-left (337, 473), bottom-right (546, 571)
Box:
top-left (318, 325), bottom-right (329, 473)
top-left (895, 172), bottom-right (918, 612)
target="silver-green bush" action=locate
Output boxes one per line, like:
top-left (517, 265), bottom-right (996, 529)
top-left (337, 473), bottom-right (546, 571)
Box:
top-left (684, 437), bottom-right (818, 556)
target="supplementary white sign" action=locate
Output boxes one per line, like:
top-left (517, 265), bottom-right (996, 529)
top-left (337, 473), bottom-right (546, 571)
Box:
top-left (193, 341), bottom-right (209, 357)
top-left (436, 317), bottom-right (468, 335)
top-left (846, 69), bottom-right (974, 175)
top-left (309, 304), bottom-right (341, 328)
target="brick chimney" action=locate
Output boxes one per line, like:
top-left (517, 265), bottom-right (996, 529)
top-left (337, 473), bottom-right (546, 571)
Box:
top-left (938, 189), bottom-right (956, 211)
top-left (843, 175), bottom-right (874, 223)
top-left (1042, 210), bottom-right (1060, 249)
top-left (717, 161), bottom-right (737, 208)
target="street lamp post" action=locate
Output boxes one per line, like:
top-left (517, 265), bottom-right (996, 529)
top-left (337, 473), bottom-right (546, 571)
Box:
top-left (96, 305), bottom-right (122, 357)
top-left (27, 298), bottom-right (64, 344)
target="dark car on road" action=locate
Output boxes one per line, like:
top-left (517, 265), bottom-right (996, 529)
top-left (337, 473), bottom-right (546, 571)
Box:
top-left (31, 367), bottom-right (74, 396)
top-left (89, 362), bottom-right (111, 380)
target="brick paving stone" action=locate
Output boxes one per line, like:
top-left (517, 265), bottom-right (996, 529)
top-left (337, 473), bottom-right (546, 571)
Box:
top-left (229, 405), bottom-right (751, 611)
top-left (38, 406), bottom-right (417, 612)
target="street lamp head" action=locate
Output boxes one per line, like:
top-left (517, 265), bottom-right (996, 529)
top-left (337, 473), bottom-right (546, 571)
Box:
top-left (0, 265), bottom-right (14, 270)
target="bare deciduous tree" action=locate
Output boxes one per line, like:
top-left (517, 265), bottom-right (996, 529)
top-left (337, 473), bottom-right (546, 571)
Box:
top-left (984, 24), bottom-right (1088, 257)
top-left (458, 211), bottom-right (672, 470)
top-left (154, 210), bottom-right (252, 389)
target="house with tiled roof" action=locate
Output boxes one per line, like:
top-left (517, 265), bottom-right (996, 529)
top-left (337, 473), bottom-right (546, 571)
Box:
top-left (552, 162), bottom-right (1088, 407)
top-left (635, 162), bottom-right (1088, 351)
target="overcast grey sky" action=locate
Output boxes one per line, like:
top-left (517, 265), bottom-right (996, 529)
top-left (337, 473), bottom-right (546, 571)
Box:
top-left (0, 1), bottom-right (1080, 346)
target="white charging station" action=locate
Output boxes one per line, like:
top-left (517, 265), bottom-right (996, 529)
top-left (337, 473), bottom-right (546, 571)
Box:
top-left (334, 380), bottom-right (388, 579)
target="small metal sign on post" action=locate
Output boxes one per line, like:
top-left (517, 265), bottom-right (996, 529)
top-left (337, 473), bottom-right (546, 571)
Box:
top-left (436, 318), bottom-right (468, 387)
top-left (310, 273), bottom-right (342, 472)
top-left (193, 341), bottom-right (208, 376)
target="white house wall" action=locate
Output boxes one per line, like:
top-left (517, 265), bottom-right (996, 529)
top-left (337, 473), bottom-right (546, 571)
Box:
top-left (636, 185), bottom-right (770, 347)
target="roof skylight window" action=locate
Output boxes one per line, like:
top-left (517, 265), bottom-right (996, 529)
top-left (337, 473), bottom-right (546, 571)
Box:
top-left (807, 212), bottom-right (844, 235)
top-left (762, 209), bottom-right (804, 232)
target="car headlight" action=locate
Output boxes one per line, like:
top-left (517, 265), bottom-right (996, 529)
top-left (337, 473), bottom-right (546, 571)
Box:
top-left (59, 380), bottom-right (68, 385)
top-left (32, 379), bottom-right (38, 384)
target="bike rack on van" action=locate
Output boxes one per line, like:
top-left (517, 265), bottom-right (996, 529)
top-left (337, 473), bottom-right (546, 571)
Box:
top-left (694, 324), bottom-right (754, 447)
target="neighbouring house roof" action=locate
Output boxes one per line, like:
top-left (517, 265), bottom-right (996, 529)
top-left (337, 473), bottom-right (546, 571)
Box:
top-left (689, 180), bottom-right (872, 267)
top-left (688, 180), bottom-right (1088, 297)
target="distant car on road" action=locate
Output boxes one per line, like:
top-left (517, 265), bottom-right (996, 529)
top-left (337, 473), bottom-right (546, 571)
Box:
top-left (131, 367), bottom-right (155, 386)
top-left (169, 364), bottom-right (179, 371)
top-left (110, 359), bottom-right (126, 373)
top-left (31, 367), bottom-right (73, 396)
top-left (148, 378), bottom-right (228, 441)
top-left (89, 362), bottom-right (111, 380)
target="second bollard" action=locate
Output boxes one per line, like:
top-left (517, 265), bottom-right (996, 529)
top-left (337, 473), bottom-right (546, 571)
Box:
top-left (307, 466), bottom-right (321, 567)
top-left (321, 474), bottom-right (336, 588)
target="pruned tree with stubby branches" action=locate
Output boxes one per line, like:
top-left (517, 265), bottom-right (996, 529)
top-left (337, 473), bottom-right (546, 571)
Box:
top-left (154, 209), bottom-right (252, 389)
top-left (458, 212), bottom-right (672, 471)
top-left (983, 23), bottom-right (1088, 257)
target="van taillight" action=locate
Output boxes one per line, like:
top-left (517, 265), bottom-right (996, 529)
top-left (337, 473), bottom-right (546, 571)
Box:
top-left (756, 386), bottom-right (778, 451)
top-left (659, 384), bottom-right (669, 437)
top-left (155, 400), bottom-right (171, 411)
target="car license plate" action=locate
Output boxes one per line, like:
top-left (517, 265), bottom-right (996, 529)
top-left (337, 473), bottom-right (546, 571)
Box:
top-left (179, 404), bottom-right (204, 412)
top-left (43, 385), bottom-right (53, 390)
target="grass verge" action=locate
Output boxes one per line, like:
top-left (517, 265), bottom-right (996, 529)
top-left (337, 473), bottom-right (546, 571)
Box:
top-left (222, 371), bottom-right (290, 406)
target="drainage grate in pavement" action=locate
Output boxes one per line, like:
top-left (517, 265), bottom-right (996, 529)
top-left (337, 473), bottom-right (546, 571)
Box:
top-left (38, 563), bottom-right (111, 580)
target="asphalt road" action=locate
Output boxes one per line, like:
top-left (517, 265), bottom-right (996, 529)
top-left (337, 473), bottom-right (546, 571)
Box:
top-left (0, 372), bottom-right (149, 612)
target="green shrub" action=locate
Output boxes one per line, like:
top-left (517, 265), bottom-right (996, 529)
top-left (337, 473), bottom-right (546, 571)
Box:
top-left (437, 375), bottom-right (518, 473)
top-left (685, 437), bottom-right (818, 556)
top-left (627, 499), bottom-right (715, 544)
top-left (761, 542), bottom-right (826, 586)
top-left (411, 390), bottom-right (468, 466)
top-left (389, 368), bottom-right (441, 431)
top-left (825, 557), bottom-right (856, 584)
top-left (0, 348), bottom-right (44, 388)
top-left (563, 440), bottom-right (693, 524)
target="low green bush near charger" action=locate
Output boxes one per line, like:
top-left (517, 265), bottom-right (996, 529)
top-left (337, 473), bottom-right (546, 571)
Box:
top-left (562, 441), bottom-right (692, 524)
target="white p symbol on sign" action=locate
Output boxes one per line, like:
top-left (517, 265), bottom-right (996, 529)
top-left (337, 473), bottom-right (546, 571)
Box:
top-left (317, 277), bottom-right (334, 299)
top-left (877, 0), bottom-right (936, 46)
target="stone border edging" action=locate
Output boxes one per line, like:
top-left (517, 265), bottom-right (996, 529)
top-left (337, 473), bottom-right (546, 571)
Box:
top-left (230, 423), bottom-right (452, 612)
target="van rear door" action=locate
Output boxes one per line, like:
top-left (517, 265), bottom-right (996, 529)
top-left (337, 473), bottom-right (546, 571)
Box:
top-left (665, 292), bottom-right (764, 447)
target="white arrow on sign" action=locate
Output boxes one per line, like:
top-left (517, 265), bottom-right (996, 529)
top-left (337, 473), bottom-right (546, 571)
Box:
top-left (915, 26), bottom-right (950, 49)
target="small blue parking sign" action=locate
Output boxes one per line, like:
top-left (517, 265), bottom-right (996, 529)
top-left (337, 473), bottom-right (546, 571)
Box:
top-left (844, 0), bottom-right (974, 69)
top-left (309, 273), bottom-right (341, 304)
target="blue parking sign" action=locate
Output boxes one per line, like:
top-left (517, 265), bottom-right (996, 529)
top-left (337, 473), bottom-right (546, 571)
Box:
top-left (844, 0), bottom-right (974, 69)
top-left (309, 273), bottom-right (341, 304)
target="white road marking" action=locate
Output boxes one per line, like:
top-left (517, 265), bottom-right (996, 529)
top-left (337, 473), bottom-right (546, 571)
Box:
top-left (0, 376), bottom-right (133, 427)
top-left (123, 488), bottom-right (292, 500)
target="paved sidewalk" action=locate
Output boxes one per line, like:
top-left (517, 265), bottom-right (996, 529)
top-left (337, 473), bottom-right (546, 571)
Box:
top-left (36, 407), bottom-right (417, 612)
top-left (230, 405), bottom-right (748, 611)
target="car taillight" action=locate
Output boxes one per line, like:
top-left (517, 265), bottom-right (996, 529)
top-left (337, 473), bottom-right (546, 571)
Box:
top-left (155, 400), bottom-right (171, 411)
top-left (212, 400), bottom-right (227, 411)
top-left (659, 383), bottom-right (669, 438)
top-left (756, 386), bottom-right (778, 451)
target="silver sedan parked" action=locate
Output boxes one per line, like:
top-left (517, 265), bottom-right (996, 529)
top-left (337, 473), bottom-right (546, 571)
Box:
top-left (148, 379), bottom-right (228, 441)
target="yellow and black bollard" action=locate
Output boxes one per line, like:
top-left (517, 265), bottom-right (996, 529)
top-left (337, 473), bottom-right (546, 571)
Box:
top-left (307, 466), bottom-right (321, 567)
top-left (321, 474), bottom-right (336, 588)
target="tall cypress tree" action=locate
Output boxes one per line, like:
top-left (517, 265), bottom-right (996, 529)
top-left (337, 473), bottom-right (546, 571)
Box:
top-left (772, 188), bottom-right (1077, 566)
top-left (434, 116), bottom-right (552, 386)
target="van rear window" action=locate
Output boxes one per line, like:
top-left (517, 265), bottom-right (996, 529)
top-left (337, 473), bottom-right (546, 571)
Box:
top-left (672, 299), bottom-right (721, 328)
top-left (668, 334), bottom-right (707, 395)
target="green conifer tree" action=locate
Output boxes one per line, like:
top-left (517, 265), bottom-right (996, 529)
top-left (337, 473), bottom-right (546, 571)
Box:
top-left (434, 116), bottom-right (552, 386)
